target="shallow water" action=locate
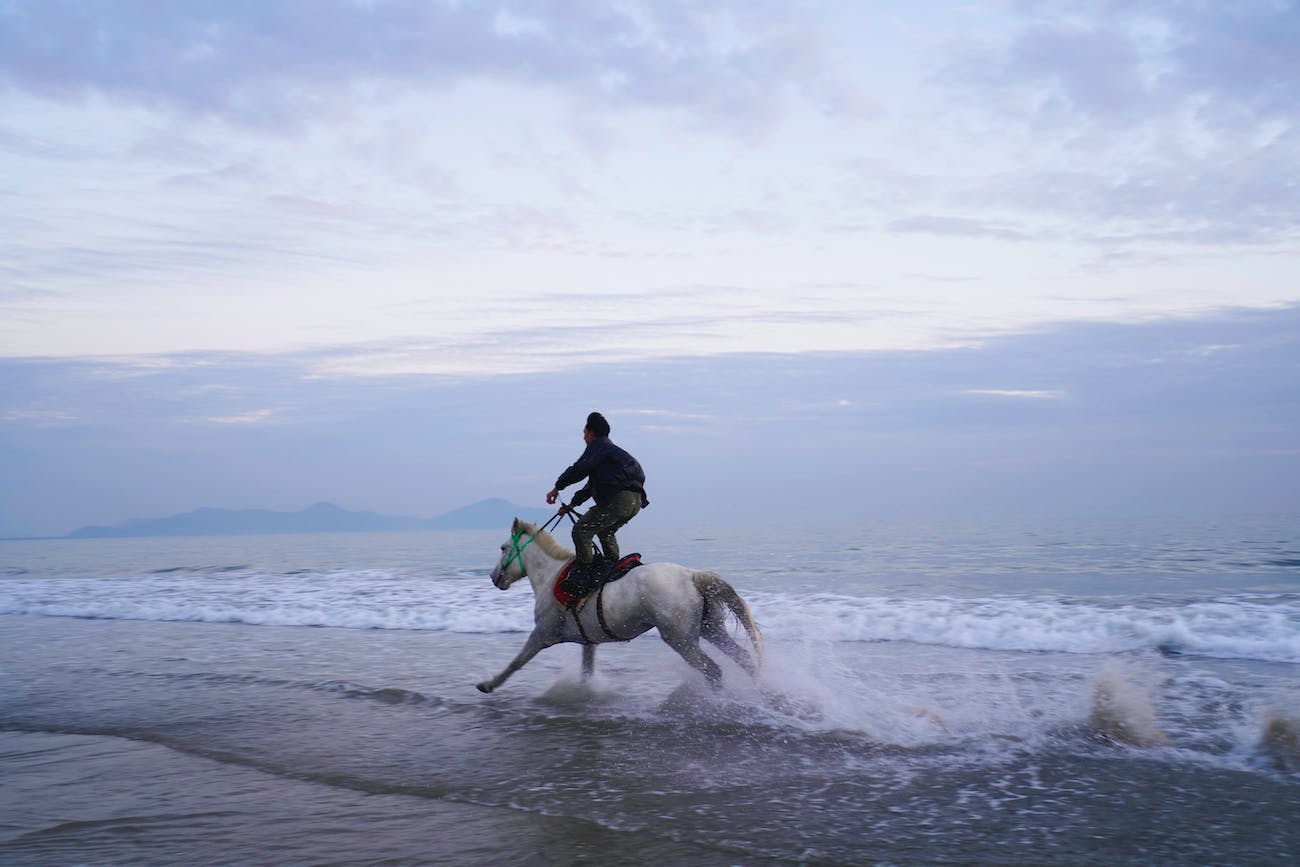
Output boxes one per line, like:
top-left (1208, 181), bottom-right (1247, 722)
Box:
top-left (2, 516), bottom-right (1298, 864)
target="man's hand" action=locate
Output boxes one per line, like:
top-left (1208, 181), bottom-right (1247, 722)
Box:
top-left (546, 487), bottom-right (559, 505)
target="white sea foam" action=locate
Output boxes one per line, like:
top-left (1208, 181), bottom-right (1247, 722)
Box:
top-left (2, 572), bottom-right (1298, 664)
top-left (745, 591), bottom-right (1300, 664)
top-left (0, 571), bottom-right (535, 634)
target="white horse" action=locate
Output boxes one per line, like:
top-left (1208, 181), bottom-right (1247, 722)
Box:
top-left (477, 518), bottom-right (763, 694)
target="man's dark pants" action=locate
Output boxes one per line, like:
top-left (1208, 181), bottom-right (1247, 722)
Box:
top-left (572, 490), bottom-right (641, 565)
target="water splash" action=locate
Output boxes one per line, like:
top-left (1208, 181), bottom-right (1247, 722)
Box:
top-left (538, 676), bottom-right (622, 708)
top-left (1089, 666), bottom-right (1168, 747)
top-left (1257, 712), bottom-right (1300, 772)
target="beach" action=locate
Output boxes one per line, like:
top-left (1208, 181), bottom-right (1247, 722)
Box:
top-left (2, 517), bottom-right (1298, 864)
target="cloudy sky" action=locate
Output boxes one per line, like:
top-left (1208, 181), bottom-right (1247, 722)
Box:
top-left (2, 0), bottom-right (1298, 537)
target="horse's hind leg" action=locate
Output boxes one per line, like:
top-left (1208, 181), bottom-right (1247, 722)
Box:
top-left (703, 622), bottom-right (757, 678)
top-left (582, 645), bottom-right (596, 680)
top-left (661, 634), bottom-right (723, 689)
top-left (701, 598), bottom-right (758, 678)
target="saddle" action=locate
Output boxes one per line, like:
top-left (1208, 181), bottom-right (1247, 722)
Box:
top-left (553, 553), bottom-right (643, 608)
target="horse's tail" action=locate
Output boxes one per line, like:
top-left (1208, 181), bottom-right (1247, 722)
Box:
top-left (692, 571), bottom-right (763, 669)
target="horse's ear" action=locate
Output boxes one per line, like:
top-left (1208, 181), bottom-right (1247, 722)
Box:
top-left (511, 516), bottom-right (521, 532)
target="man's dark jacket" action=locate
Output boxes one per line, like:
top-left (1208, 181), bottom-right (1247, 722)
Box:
top-left (555, 437), bottom-right (648, 508)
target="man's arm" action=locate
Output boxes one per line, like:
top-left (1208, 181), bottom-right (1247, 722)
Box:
top-left (547, 480), bottom-right (591, 508)
top-left (554, 443), bottom-right (600, 491)
top-left (568, 483), bottom-right (592, 508)
top-left (548, 443), bottom-right (598, 504)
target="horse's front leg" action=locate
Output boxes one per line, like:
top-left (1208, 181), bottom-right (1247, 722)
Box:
top-left (582, 644), bottom-right (596, 680)
top-left (477, 630), bottom-right (549, 693)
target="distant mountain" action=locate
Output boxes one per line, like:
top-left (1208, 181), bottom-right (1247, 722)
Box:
top-left (64, 499), bottom-right (554, 539)
top-left (425, 498), bottom-right (553, 530)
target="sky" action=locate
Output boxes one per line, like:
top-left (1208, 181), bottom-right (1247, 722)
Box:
top-left (2, 0), bottom-right (1298, 537)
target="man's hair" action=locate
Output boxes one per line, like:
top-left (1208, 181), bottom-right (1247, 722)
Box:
top-left (585, 411), bottom-right (610, 437)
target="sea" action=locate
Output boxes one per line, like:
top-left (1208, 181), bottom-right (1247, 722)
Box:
top-left (1, 514), bottom-right (1298, 866)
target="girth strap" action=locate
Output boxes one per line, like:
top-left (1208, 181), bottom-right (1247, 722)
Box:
top-left (569, 596), bottom-right (597, 645)
top-left (596, 587), bottom-right (626, 641)
top-left (567, 585), bottom-right (627, 644)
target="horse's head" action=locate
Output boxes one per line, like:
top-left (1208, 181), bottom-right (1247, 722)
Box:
top-left (489, 517), bottom-right (532, 590)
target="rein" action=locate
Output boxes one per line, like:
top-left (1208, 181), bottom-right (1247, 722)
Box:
top-left (500, 503), bottom-right (582, 577)
top-left (502, 503), bottom-right (623, 643)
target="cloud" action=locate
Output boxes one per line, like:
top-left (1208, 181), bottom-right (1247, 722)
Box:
top-left (208, 408), bottom-right (275, 425)
top-left (0, 0), bottom-right (856, 138)
top-left (946, 1), bottom-right (1300, 129)
top-left (1163, 2), bottom-right (1300, 124)
top-left (3, 0), bottom-right (1298, 378)
top-left (2, 303), bottom-right (1297, 536)
top-left (623, 408), bottom-right (717, 424)
top-left (1, 408), bottom-right (79, 424)
top-left (888, 215), bottom-right (1034, 242)
top-left (925, 1), bottom-right (1300, 248)
top-left (961, 138), bottom-right (1300, 248)
top-left (963, 389), bottom-right (1066, 400)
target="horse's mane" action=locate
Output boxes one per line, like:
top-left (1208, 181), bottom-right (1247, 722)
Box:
top-left (517, 520), bottom-right (574, 560)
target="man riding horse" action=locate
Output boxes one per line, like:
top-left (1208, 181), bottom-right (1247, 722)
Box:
top-left (546, 412), bottom-right (649, 585)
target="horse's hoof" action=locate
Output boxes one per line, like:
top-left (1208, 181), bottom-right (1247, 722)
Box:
top-left (476, 682), bottom-right (493, 693)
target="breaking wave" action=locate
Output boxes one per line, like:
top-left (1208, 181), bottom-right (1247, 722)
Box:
top-left (747, 591), bottom-right (1300, 664)
top-left (2, 566), bottom-right (1297, 665)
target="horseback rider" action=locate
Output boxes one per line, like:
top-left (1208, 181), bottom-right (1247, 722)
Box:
top-left (546, 412), bottom-right (648, 582)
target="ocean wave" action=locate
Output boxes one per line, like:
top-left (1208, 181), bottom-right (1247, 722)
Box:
top-left (746, 591), bottom-right (1300, 664)
top-left (2, 575), bottom-right (1297, 664)
top-left (0, 572), bottom-right (534, 634)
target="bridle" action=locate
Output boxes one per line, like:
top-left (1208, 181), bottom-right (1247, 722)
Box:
top-left (494, 504), bottom-right (627, 642)
top-left (500, 528), bottom-right (535, 578)
top-left (498, 506), bottom-right (578, 581)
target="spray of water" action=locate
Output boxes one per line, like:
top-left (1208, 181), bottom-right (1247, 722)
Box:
top-left (1257, 712), bottom-right (1300, 772)
top-left (538, 676), bottom-right (622, 708)
top-left (1089, 665), bottom-right (1168, 747)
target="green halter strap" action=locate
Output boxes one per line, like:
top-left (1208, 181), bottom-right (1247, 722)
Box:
top-left (501, 508), bottom-right (574, 578)
top-left (501, 528), bottom-right (535, 576)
